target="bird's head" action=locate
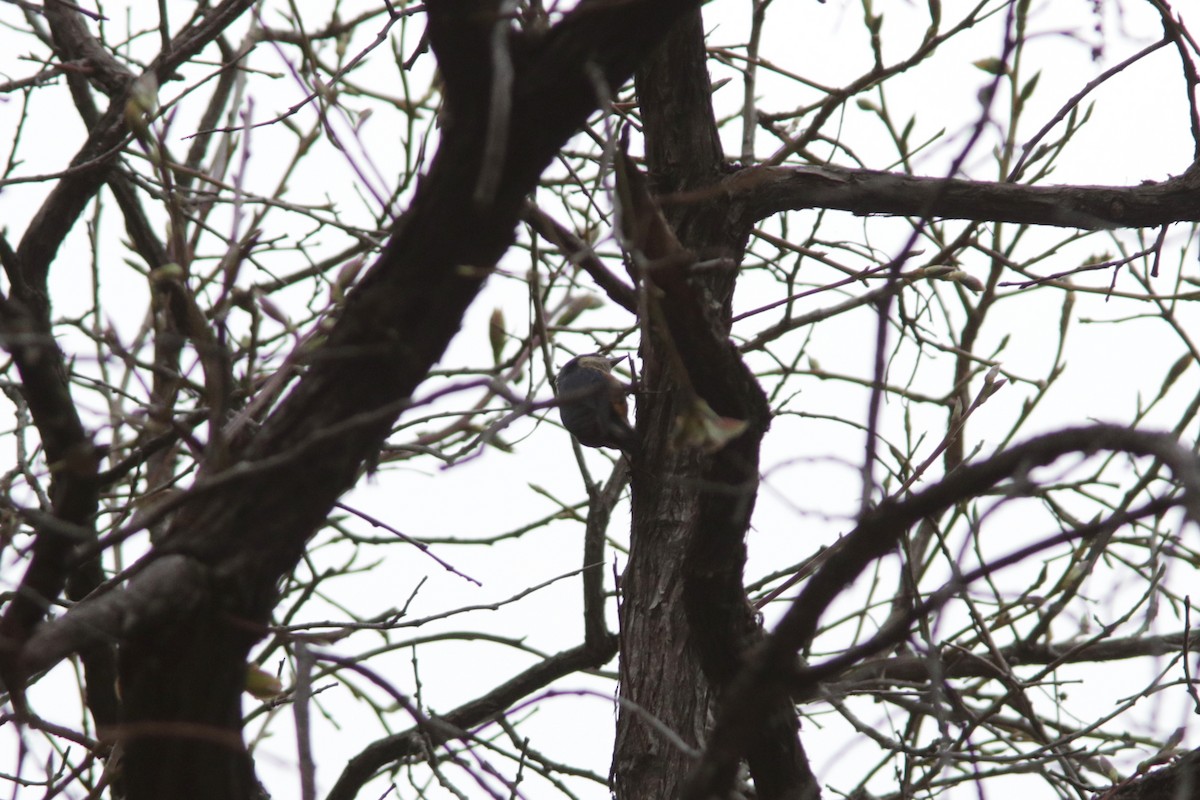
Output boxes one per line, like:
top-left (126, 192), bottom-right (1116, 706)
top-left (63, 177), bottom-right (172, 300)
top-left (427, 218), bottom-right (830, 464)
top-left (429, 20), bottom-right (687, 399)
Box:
top-left (562, 353), bottom-right (624, 377)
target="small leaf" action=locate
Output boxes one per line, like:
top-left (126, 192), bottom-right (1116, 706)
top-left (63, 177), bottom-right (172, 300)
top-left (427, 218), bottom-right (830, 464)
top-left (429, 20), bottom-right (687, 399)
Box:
top-left (973, 58), bottom-right (1007, 76)
top-left (331, 256), bottom-right (365, 302)
top-left (244, 664), bottom-right (284, 699)
top-left (1058, 291), bottom-right (1075, 337)
top-left (946, 270), bottom-right (984, 293)
top-left (1095, 756), bottom-right (1120, 782)
top-left (1158, 353), bottom-right (1192, 396)
top-left (981, 365), bottom-right (1007, 398)
top-left (1019, 70), bottom-right (1041, 102)
top-left (671, 398), bottom-right (749, 454)
top-left (488, 307), bottom-right (506, 364)
top-left (259, 294), bottom-right (292, 330)
top-left (556, 295), bottom-right (603, 327)
top-left (149, 263), bottom-right (185, 283)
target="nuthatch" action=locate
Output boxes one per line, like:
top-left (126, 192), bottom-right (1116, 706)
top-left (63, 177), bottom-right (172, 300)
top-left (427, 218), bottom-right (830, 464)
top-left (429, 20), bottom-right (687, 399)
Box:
top-left (555, 354), bottom-right (637, 453)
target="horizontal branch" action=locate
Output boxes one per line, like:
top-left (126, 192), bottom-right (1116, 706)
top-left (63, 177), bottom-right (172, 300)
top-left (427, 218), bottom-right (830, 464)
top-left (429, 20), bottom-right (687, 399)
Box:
top-left (325, 636), bottom-right (617, 800)
top-left (19, 555), bottom-right (208, 677)
top-left (837, 626), bottom-right (1200, 687)
top-left (724, 164), bottom-right (1200, 229)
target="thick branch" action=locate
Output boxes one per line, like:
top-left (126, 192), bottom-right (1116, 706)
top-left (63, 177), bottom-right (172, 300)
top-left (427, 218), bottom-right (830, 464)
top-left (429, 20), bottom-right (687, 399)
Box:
top-left (730, 164), bottom-right (1200, 229)
top-left (18, 2), bottom-right (703, 797)
top-left (1108, 748), bottom-right (1200, 800)
top-left (43, 0), bottom-right (133, 97)
top-left (0, 0), bottom-right (261, 707)
top-left (21, 0), bottom-right (706, 673)
top-left (686, 424), bottom-right (1200, 799)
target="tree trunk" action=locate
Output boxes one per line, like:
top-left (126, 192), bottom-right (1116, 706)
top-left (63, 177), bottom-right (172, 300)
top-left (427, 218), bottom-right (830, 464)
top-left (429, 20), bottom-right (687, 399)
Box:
top-left (614, 10), bottom-right (819, 800)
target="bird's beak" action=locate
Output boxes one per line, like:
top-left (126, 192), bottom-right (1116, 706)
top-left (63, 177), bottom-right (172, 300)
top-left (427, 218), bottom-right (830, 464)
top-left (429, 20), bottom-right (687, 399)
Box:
top-left (608, 355), bottom-right (627, 367)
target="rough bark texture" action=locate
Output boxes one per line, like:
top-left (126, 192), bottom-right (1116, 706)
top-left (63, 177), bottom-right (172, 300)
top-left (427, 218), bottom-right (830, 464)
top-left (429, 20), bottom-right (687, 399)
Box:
top-left (612, 12), bottom-right (725, 799)
top-left (1107, 748), bottom-right (1200, 800)
top-left (613, 10), bottom-right (818, 800)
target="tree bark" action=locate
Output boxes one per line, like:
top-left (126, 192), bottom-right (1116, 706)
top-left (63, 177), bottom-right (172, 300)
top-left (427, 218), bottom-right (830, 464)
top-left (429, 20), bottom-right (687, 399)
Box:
top-left (614, 9), bottom-right (818, 800)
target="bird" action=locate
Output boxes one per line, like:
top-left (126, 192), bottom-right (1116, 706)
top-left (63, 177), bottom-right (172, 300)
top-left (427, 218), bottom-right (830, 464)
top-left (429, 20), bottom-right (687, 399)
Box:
top-left (555, 353), bottom-right (638, 453)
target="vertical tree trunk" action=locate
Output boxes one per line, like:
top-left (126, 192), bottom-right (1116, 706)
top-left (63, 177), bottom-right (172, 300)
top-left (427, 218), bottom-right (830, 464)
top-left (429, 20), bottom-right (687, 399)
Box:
top-left (614, 10), bottom-right (819, 799)
top-left (613, 10), bottom-right (742, 798)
